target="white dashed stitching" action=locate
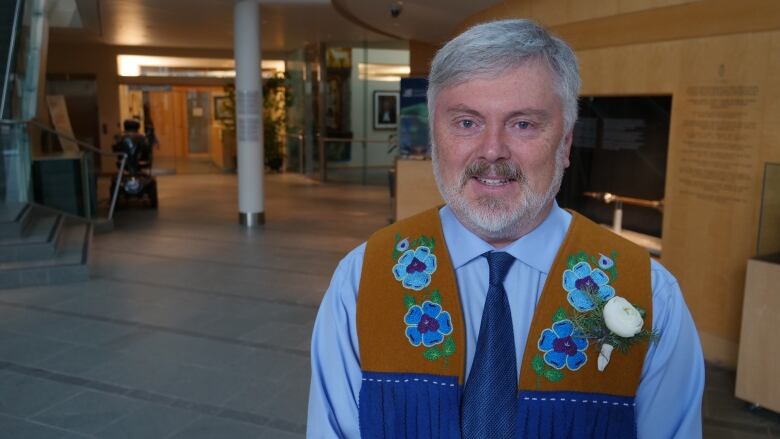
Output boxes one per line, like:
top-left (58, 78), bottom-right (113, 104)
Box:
top-left (520, 396), bottom-right (635, 407)
top-left (362, 377), bottom-right (454, 387)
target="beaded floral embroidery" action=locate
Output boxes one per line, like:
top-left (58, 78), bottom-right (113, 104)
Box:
top-left (404, 301), bottom-right (454, 348)
top-left (391, 234), bottom-right (437, 291)
top-left (392, 233), bottom-right (456, 363)
top-left (532, 249), bottom-right (658, 382)
top-left (537, 319), bottom-right (589, 371)
top-left (562, 251), bottom-right (617, 312)
top-left (532, 307), bottom-right (588, 385)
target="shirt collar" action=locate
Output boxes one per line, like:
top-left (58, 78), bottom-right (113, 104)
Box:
top-left (439, 201), bottom-right (572, 274)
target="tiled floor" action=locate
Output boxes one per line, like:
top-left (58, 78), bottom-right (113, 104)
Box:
top-left (0, 172), bottom-right (777, 438)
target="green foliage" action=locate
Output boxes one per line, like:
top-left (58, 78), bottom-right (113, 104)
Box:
top-left (570, 286), bottom-right (660, 354)
top-left (221, 84), bottom-right (237, 132)
top-left (404, 294), bottom-right (416, 309)
top-left (442, 336), bottom-right (456, 357)
top-left (566, 251), bottom-right (589, 269)
top-left (423, 347), bottom-right (442, 361)
top-left (608, 251), bottom-right (619, 281)
top-left (411, 235), bottom-right (435, 252)
top-left (552, 307), bottom-right (568, 323)
top-left (532, 353), bottom-right (566, 383)
top-left (392, 233), bottom-right (403, 261)
top-left (430, 290), bottom-right (442, 305)
top-left (262, 73), bottom-right (292, 171)
top-left (532, 354), bottom-right (545, 375)
top-left (543, 369), bottom-right (565, 382)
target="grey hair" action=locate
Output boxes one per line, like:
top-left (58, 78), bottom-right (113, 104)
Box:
top-left (427, 19), bottom-right (580, 133)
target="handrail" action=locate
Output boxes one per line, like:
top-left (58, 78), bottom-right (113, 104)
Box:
top-left (0, 119), bottom-right (119, 157)
top-left (320, 136), bottom-right (394, 145)
top-left (583, 191), bottom-right (664, 212)
top-left (0, 118), bottom-right (128, 221)
top-left (285, 132), bottom-right (305, 174)
top-left (316, 134), bottom-right (398, 183)
top-left (0, 0), bottom-right (23, 118)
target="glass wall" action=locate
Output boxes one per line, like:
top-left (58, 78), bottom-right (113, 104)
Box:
top-left (285, 43), bottom-right (409, 185)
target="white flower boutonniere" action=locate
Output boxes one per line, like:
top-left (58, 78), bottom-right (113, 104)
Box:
top-left (572, 294), bottom-right (659, 372)
top-left (603, 296), bottom-right (644, 337)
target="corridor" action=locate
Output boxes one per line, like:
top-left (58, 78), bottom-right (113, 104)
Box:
top-left (0, 173), bottom-right (388, 438)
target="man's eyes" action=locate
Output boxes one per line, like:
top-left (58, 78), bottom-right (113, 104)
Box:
top-left (456, 119), bottom-right (477, 129)
top-left (451, 119), bottom-right (535, 131)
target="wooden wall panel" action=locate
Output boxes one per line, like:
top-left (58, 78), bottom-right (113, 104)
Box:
top-left (660, 32), bottom-right (773, 366)
top-left (409, 40), bottom-right (439, 77)
top-left (578, 41), bottom-right (680, 95)
top-left (148, 91), bottom-right (176, 159)
top-left (459, 0), bottom-right (780, 52)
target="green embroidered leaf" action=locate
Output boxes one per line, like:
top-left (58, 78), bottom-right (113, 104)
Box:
top-left (430, 290), bottom-right (442, 304)
top-left (532, 354), bottom-right (545, 375)
top-left (404, 294), bottom-right (416, 309)
top-left (442, 337), bottom-right (456, 357)
top-left (423, 347), bottom-right (442, 361)
top-left (610, 267), bottom-right (618, 282)
top-left (552, 307), bottom-right (568, 323)
top-left (566, 255), bottom-right (576, 269)
top-left (414, 235), bottom-right (435, 252)
top-left (543, 369), bottom-right (565, 382)
top-left (392, 232), bottom-right (402, 260)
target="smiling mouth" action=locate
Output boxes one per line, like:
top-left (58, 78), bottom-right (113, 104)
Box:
top-left (474, 176), bottom-right (515, 186)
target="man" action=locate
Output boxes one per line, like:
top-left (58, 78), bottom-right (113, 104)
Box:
top-left (308, 19), bottom-right (703, 438)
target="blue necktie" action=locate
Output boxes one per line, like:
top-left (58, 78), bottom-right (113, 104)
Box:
top-left (461, 251), bottom-right (517, 438)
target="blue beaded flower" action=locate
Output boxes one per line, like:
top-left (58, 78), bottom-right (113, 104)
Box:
top-left (538, 319), bottom-right (588, 371)
top-left (563, 261), bottom-right (615, 312)
top-left (392, 246), bottom-right (437, 291)
top-left (404, 301), bottom-right (453, 347)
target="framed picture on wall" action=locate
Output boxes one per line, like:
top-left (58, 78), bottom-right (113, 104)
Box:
top-left (213, 95), bottom-right (232, 122)
top-left (373, 91), bottom-right (399, 130)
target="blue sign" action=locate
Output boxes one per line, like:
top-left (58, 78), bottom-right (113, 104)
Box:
top-left (399, 77), bottom-right (429, 157)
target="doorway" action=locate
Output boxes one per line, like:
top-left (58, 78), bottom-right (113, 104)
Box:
top-left (118, 84), bottom-right (233, 175)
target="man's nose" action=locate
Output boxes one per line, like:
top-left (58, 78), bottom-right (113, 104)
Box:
top-left (478, 125), bottom-right (510, 162)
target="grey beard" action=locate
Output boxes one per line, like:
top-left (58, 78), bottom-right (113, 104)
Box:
top-left (432, 143), bottom-right (566, 243)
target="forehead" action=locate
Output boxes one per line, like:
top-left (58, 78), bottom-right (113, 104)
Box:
top-left (434, 60), bottom-right (562, 114)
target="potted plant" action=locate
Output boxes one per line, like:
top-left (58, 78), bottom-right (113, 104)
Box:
top-left (263, 73), bottom-right (291, 172)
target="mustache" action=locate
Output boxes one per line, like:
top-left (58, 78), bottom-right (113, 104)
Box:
top-left (461, 160), bottom-right (524, 185)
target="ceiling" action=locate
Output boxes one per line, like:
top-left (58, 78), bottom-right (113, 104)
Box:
top-left (49, 0), bottom-right (502, 53)
top-left (332, 0), bottom-right (505, 44)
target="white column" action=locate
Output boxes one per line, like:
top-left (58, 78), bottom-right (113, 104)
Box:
top-left (234, 0), bottom-right (264, 227)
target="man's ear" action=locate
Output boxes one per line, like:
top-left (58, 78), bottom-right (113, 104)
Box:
top-left (561, 129), bottom-right (573, 168)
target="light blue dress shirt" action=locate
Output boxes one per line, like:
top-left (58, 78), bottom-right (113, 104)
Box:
top-left (308, 204), bottom-right (704, 438)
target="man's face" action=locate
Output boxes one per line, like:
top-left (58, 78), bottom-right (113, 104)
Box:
top-left (431, 60), bottom-right (572, 246)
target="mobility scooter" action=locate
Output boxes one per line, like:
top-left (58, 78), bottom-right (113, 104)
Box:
top-left (110, 119), bottom-right (158, 208)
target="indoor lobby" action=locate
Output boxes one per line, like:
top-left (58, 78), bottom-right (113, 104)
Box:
top-left (1, 0), bottom-right (780, 438)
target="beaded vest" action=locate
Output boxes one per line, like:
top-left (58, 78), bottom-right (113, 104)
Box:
top-left (356, 208), bottom-right (652, 438)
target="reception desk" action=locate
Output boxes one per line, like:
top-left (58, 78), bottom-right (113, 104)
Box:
top-left (395, 158), bottom-right (443, 221)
